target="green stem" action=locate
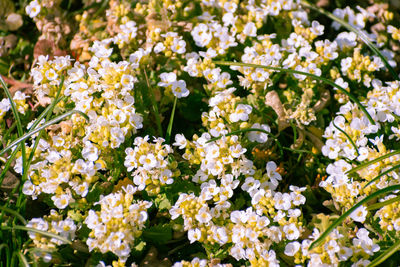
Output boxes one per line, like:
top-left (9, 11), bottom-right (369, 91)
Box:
top-left (165, 97), bottom-right (177, 144)
top-left (143, 69), bottom-right (163, 137)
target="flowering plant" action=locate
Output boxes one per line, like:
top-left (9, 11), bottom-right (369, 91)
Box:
top-left (1, 0), bottom-right (400, 266)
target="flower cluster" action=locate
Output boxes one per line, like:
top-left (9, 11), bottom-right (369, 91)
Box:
top-left (27, 209), bottom-right (76, 261)
top-left (170, 160), bottom-right (306, 266)
top-left (124, 136), bottom-right (179, 195)
top-left (85, 185), bottom-right (152, 263)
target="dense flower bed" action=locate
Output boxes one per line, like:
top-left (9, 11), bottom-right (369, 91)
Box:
top-left (1, 0), bottom-right (400, 266)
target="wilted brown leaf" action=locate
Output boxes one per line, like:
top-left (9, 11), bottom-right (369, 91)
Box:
top-left (265, 90), bottom-right (289, 132)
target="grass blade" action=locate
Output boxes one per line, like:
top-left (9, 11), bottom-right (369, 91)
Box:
top-left (368, 239), bottom-right (400, 267)
top-left (213, 61), bottom-right (376, 125)
top-left (346, 150), bottom-right (400, 175)
top-left (367, 195), bottom-right (400, 211)
top-left (300, 0), bottom-right (399, 81)
top-left (0, 206), bottom-right (27, 225)
top-left (332, 121), bottom-right (359, 156)
top-left (0, 243), bottom-right (10, 266)
top-left (0, 76), bottom-right (27, 176)
top-left (16, 251), bottom-right (29, 267)
top-left (0, 225), bottom-right (72, 245)
top-left (309, 184), bottom-right (400, 250)
top-left (0, 146), bottom-right (19, 186)
top-left (165, 97), bottom-right (177, 144)
top-left (0, 110), bottom-right (89, 157)
top-left (364, 164), bottom-right (400, 188)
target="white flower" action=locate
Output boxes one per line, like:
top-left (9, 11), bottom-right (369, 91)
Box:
top-left (350, 205), bottom-right (368, 222)
top-left (310, 20), bottom-right (324, 35)
top-left (139, 154), bottom-right (157, 170)
top-left (203, 68), bottom-right (220, 83)
top-left (274, 192), bottom-right (291, 210)
top-left (243, 22), bottom-right (257, 37)
top-left (213, 227), bottom-right (228, 245)
top-left (338, 246), bottom-right (353, 261)
top-left (171, 39), bottom-right (186, 54)
top-left (351, 259), bottom-right (370, 267)
top-left (22, 180), bottom-right (35, 196)
top-left (74, 182), bottom-right (89, 197)
top-left (51, 193), bottom-right (73, 209)
top-left (229, 144), bottom-right (246, 158)
top-left (90, 41), bottom-right (112, 58)
top-left (229, 104), bottom-right (252, 122)
top-left (82, 142), bottom-right (99, 162)
top-left (158, 72), bottom-right (177, 87)
top-left (284, 241), bottom-right (300, 256)
top-left (283, 223), bottom-right (300, 240)
top-left (230, 245), bottom-right (246, 260)
top-left (173, 134), bottom-right (187, 149)
top-left (192, 23), bottom-right (212, 47)
top-left (0, 98), bottom-right (11, 117)
top-left (393, 218), bottom-right (400, 231)
top-left (242, 177), bottom-right (260, 193)
top-left (27, 218), bottom-right (48, 239)
top-left (45, 69), bottom-right (58, 81)
top-left (195, 207), bottom-right (212, 224)
top-left (171, 80), bottom-right (189, 98)
top-left (247, 123), bottom-right (270, 143)
top-left (26, 0), bottom-right (41, 18)
top-left (133, 175), bottom-right (148, 191)
top-left (188, 228), bottom-right (202, 243)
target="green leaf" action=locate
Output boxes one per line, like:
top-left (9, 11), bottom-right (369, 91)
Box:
top-left (309, 184), bottom-right (400, 250)
top-left (368, 239), bottom-right (400, 267)
top-left (213, 61), bottom-right (376, 126)
top-left (86, 182), bottom-right (104, 203)
top-left (155, 194), bottom-right (172, 211)
top-left (142, 224), bottom-right (172, 245)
